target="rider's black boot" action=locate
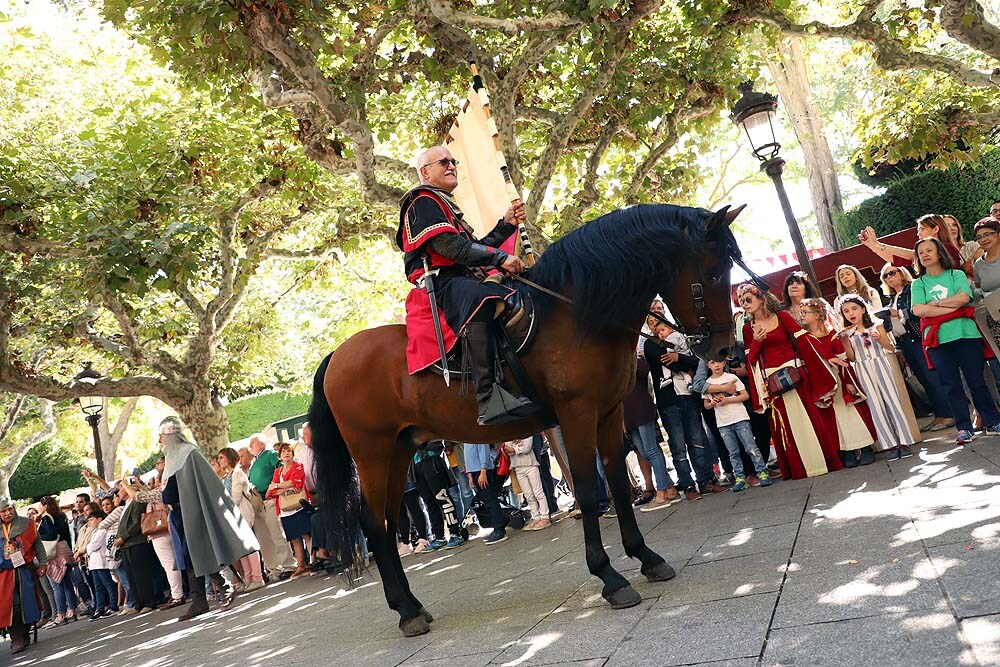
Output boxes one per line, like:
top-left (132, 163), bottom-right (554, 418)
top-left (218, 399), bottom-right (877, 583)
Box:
top-left (464, 321), bottom-right (535, 426)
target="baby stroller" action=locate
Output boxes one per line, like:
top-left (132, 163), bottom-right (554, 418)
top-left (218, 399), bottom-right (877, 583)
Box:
top-left (462, 481), bottom-right (531, 533)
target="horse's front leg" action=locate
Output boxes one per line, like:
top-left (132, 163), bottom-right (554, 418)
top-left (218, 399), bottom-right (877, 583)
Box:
top-left (558, 403), bottom-right (641, 609)
top-left (597, 407), bottom-right (676, 583)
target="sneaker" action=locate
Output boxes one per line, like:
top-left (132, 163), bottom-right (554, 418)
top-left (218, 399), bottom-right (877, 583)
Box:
top-left (986, 423), bottom-right (1000, 435)
top-left (758, 471), bottom-right (772, 487)
top-left (602, 507), bottom-right (617, 518)
top-left (858, 446), bottom-right (876, 466)
top-left (412, 538), bottom-right (431, 553)
top-left (664, 487), bottom-right (682, 504)
top-left (956, 430), bottom-right (976, 445)
top-left (121, 608), bottom-right (139, 616)
top-left (746, 474), bottom-right (760, 487)
top-left (730, 478), bottom-right (748, 493)
top-left (639, 497), bottom-right (673, 513)
top-left (929, 419), bottom-right (955, 432)
top-left (703, 481), bottom-right (727, 494)
top-left (483, 530), bottom-right (508, 545)
top-left (885, 448), bottom-right (902, 462)
top-left (898, 445), bottom-right (914, 459)
top-left (715, 474), bottom-right (733, 487)
top-left (424, 539), bottom-right (447, 552)
top-left (684, 487), bottom-right (702, 502)
top-left (443, 535), bottom-right (463, 549)
top-left (244, 580), bottom-right (265, 593)
top-left (530, 518), bottom-right (551, 531)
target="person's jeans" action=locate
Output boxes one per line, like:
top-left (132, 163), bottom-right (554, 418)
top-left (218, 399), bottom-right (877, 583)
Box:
top-left (117, 561), bottom-right (136, 609)
top-left (595, 452), bottom-right (610, 509)
top-left (899, 335), bottom-right (953, 418)
top-left (628, 420), bottom-right (674, 491)
top-left (660, 396), bottom-right (714, 489)
top-left (928, 338), bottom-right (1000, 432)
top-left (70, 563), bottom-right (93, 608)
top-left (49, 569), bottom-right (79, 616)
top-left (90, 568), bottom-right (119, 613)
top-left (717, 420), bottom-right (767, 479)
top-left (471, 467), bottom-right (507, 532)
top-left (449, 466), bottom-right (475, 519)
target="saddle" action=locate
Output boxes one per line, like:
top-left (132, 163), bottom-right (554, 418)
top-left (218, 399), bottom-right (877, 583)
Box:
top-left (431, 276), bottom-right (539, 377)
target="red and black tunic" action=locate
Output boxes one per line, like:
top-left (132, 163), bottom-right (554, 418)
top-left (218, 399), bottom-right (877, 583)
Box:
top-left (396, 186), bottom-right (518, 374)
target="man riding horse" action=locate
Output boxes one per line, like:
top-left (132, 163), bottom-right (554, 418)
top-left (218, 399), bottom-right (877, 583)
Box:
top-left (396, 146), bottom-right (534, 426)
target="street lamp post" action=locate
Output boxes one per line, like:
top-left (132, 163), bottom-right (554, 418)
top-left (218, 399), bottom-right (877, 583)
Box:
top-left (74, 363), bottom-right (106, 480)
top-left (730, 80), bottom-right (819, 287)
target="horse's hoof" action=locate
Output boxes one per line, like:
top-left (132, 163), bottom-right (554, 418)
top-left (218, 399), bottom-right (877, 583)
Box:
top-left (399, 615), bottom-right (430, 637)
top-left (642, 561), bottom-right (677, 582)
top-left (604, 584), bottom-right (642, 609)
top-left (419, 607), bottom-right (434, 623)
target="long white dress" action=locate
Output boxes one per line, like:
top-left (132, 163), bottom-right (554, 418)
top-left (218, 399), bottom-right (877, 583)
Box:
top-left (845, 328), bottom-right (917, 450)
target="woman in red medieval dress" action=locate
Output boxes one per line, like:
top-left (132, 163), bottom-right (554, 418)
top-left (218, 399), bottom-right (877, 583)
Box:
top-left (799, 298), bottom-right (878, 468)
top-left (737, 284), bottom-right (842, 479)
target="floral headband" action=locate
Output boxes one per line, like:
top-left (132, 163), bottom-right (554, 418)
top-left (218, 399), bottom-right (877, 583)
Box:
top-left (800, 297), bottom-right (828, 316)
top-left (736, 283), bottom-right (765, 299)
top-left (833, 293), bottom-right (868, 312)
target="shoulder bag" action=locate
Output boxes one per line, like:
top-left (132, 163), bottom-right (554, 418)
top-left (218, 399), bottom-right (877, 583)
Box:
top-left (764, 320), bottom-right (803, 395)
top-left (277, 467), bottom-right (307, 512)
top-left (140, 502), bottom-right (169, 538)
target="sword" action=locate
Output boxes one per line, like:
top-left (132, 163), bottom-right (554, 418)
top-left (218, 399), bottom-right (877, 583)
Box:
top-left (421, 256), bottom-right (451, 387)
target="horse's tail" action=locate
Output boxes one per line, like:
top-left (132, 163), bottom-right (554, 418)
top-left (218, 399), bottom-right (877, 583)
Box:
top-left (308, 352), bottom-right (363, 569)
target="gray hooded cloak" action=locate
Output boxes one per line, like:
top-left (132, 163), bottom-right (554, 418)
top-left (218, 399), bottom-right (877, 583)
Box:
top-left (159, 417), bottom-right (259, 578)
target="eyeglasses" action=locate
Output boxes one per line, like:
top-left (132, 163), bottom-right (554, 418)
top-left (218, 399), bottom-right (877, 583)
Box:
top-left (421, 158), bottom-right (459, 169)
top-left (883, 269), bottom-right (900, 278)
top-left (738, 296), bottom-right (754, 305)
top-left (975, 231), bottom-right (998, 242)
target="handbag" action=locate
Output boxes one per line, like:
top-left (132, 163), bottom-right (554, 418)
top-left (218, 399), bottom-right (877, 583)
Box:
top-left (278, 488), bottom-right (307, 512)
top-left (764, 322), bottom-right (803, 395)
top-left (496, 446), bottom-right (511, 476)
top-left (106, 533), bottom-right (121, 564)
top-left (41, 539), bottom-right (58, 560)
top-left (141, 504), bottom-right (169, 538)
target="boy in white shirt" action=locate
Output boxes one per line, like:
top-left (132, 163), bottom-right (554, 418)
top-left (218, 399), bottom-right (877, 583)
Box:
top-left (701, 360), bottom-right (772, 492)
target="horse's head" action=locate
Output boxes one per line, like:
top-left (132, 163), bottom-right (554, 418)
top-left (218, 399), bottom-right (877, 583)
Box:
top-left (661, 205), bottom-right (745, 362)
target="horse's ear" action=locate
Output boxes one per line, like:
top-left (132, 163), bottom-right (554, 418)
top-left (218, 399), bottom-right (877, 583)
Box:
top-left (725, 204), bottom-right (747, 225)
top-left (706, 205), bottom-right (731, 231)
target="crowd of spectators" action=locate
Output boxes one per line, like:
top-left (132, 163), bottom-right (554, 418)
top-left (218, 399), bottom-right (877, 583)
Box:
top-left (4, 205), bottom-right (1000, 657)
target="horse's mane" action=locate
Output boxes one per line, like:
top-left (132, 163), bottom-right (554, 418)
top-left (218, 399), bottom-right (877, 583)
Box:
top-left (525, 204), bottom-right (712, 333)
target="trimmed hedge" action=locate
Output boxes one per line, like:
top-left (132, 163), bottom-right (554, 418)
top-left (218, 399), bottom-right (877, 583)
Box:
top-left (837, 150), bottom-right (1000, 246)
top-left (226, 392), bottom-right (310, 442)
top-left (9, 441), bottom-right (84, 502)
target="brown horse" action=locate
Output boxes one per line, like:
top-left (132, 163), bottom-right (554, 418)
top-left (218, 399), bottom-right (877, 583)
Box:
top-left (308, 203), bottom-right (744, 636)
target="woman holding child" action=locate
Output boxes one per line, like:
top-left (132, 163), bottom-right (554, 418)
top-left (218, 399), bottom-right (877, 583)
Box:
top-left (738, 284), bottom-right (842, 479)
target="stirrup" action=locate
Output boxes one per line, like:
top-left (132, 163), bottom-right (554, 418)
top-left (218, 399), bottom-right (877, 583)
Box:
top-left (478, 384), bottom-right (538, 426)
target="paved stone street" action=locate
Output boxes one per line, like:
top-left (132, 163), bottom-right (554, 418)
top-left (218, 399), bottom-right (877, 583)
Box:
top-left (10, 433), bottom-right (1000, 667)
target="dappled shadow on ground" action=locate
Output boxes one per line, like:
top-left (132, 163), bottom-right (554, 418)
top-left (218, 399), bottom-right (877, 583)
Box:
top-left (10, 437), bottom-right (1000, 667)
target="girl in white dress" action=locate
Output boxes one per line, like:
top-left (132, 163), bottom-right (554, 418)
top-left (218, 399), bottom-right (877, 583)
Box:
top-left (837, 295), bottom-right (916, 461)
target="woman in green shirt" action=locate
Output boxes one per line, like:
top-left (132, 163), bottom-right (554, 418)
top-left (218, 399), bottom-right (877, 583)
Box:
top-left (911, 238), bottom-right (1000, 444)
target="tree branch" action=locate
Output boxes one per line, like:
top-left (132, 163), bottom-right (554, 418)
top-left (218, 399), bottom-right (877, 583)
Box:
top-left (524, 0), bottom-right (663, 222)
top-left (949, 109), bottom-right (1000, 128)
top-left (940, 0), bottom-right (1000, 62)
top-left (559, 122), bottom-right (621, 223)
top-left (0, 399), bottom-right (56, 486)
top-left (731, 5), bottom-right (1000, 89)
top-left (424, 0), bottom-right (582, 35)
top-left (241, 6), bottom-right (405, 204)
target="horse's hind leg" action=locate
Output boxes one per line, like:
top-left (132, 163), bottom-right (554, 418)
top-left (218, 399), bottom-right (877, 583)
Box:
top-left (559, 405), bottom-right (641, 609)
top-left (353, 433), bottom-right (427, 636)
top-left (597, 410), bottom-right (676, 583)
top-left (384, 435), bottom-right (432, 622)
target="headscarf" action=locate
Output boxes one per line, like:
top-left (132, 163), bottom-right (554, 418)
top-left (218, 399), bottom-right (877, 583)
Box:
top-left (0, 496), bottom-right (12, 512)
top-left (160, 416), bottom-right (199, 480)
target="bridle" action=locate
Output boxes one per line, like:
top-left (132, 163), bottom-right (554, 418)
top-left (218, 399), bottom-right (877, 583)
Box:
top-left (645, 237), bottom-right (771, 356)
